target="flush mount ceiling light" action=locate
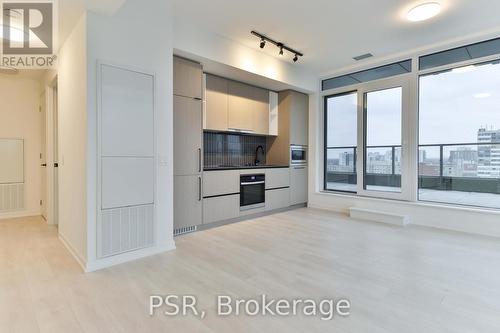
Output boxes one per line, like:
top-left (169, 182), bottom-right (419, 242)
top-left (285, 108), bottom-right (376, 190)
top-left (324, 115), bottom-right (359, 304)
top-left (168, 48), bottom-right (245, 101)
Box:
top-left (406, 2), bottom-right (441, 22)
top-left (474, 93), bottom-right (491, 99)
top-left (251, 30), bottom-right (303, 63)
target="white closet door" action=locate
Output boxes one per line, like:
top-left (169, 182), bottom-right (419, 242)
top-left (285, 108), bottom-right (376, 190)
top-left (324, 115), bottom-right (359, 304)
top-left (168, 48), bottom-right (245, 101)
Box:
top-left (101, 65), bottom-right (154, 157)
top-left (101, 157), bottom-right (154, 209)
top-left (99, 64), bottom-right (155, 209)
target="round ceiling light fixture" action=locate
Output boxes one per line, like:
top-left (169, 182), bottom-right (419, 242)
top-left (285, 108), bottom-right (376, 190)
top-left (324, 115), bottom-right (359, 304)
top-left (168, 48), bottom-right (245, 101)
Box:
top-left (406, 2), bottom-right (442, 22)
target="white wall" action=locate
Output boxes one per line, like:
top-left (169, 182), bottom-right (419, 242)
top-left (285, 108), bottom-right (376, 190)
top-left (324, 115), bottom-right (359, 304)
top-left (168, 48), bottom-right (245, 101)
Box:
top-left (0, 75), bottom-right (42, 219)
top-left (173, 18), bottom-right (316, 92)
top-left (57, 13), bottom-right (88, 265)
top-left (85, 0), bottom-right (174, 269)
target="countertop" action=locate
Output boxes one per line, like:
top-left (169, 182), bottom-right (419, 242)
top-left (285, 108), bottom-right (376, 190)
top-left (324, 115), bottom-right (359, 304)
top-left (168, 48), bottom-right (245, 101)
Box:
top-left (204, 165), bottom-right (289, 171)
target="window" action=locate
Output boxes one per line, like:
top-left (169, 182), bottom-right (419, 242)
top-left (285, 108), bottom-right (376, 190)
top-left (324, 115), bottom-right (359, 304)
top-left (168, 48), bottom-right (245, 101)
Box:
top-left (364, 87), bottom-right (402, 192)
top-left (419, 60), bottom-right (500, 209)
top-left (419, 37), bottom-right (500, 70)
top-left (322, 38), bottom-right (500, 210)
top-left (322, 60), bottom-right (412, 91)
top-left (324, 92), bottom-right (358, 192)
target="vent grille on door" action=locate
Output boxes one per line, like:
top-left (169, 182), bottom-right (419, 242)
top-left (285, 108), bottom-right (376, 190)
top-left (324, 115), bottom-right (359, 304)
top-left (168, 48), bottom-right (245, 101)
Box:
top-left (0, 183), bottom-right (24, 212)
top-left (98, 204), bottom-right (154, 258)
top-left (174, 225), bottom-right (197, 236)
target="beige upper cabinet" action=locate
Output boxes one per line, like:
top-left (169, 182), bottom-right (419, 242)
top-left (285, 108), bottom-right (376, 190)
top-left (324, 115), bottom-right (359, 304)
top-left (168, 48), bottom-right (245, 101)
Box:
top-left (289, 91), bottom-right (309, 146)
top-left (205, 75), bottom-right (271, 135)
top-left (205, 74), bottom-right (228, 131)
top-left (227, 80), bottom-right (254, 132)
top-left (253, 86), bottom-right (270, 135)
top-left (173, 56), bottom-right (202, 99)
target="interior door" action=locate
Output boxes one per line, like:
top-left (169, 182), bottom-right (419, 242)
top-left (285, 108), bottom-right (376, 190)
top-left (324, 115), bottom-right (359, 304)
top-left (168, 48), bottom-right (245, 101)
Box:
top-left (357, 77), bottom-right (413, 201)
top-left (40, 92), bottom-right (47, 220)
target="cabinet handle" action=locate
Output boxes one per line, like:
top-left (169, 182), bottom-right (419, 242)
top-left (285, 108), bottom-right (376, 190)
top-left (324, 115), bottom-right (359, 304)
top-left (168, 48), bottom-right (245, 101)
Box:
top-left (198, 148), bottom-right (202, 172)
top-left (294, 166), bottom-right (306, 170)
top-left (198, 177), bottom-right (202, 201)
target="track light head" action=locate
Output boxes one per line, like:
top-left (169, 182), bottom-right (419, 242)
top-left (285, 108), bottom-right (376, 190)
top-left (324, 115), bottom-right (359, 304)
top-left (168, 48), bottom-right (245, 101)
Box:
top-left (293, 54), bottom-right (298, 62)
top-left (278, 44), bottom-right (284, 56)
top-left (260, 39), bottom-right (266, 49)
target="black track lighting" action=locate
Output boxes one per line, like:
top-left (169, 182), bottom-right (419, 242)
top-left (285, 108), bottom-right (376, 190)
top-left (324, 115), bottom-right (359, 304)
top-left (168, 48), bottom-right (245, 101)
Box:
top-left (251, 30), bottom-right (303, 63)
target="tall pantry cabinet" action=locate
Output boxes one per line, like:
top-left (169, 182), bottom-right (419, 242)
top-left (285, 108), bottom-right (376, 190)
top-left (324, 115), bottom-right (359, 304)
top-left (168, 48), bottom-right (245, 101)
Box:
top-left (173, 56), bottom-right (203, 233)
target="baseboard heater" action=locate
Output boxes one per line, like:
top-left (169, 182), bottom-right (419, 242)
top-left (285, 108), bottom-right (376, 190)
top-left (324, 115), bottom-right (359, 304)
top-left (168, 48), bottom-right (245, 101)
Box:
top-left (349, 207), bottom-right (410, 226)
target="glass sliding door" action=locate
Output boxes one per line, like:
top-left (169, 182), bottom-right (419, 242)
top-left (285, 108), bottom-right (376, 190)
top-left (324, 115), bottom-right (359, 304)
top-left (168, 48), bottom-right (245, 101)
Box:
top-left (357, 77), bottom-right (413, 200)
top-left (324, 92), bottom-right (358, 192)
top-left (364, 87), bottom-right (403, 192)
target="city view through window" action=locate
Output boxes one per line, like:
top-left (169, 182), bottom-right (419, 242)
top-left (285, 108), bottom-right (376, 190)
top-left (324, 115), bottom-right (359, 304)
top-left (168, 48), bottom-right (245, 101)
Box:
top-left (325, 60), bottom-right (500, 208)
top-left (419, 61), bottom-right (500, 208)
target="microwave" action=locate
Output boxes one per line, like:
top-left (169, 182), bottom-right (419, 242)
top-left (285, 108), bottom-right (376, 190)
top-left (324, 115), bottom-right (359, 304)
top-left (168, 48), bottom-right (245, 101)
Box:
top-left (290, 145), bottom-right (307, 165)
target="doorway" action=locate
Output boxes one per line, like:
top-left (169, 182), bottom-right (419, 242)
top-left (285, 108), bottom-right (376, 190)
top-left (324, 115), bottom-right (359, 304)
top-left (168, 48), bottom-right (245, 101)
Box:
top-left (41, 79), bottom-right (59, 225)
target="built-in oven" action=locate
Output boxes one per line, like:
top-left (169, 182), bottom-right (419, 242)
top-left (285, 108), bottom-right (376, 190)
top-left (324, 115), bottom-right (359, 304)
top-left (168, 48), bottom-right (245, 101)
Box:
top-left (240, 174), bottom-right (265, 211)
top-left (290, 145), bottom-right (307, 165)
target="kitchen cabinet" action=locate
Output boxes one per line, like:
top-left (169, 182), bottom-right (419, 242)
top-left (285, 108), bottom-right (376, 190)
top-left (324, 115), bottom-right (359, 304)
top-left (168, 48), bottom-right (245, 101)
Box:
top-left (289, 91), bottom-right (309, 146)
top-left (205, 74), bottom-right (228, 131)
top-left (203, 170), bottom-right (240, 197)
top-left (253, 86), bottom-right (270, 135)
top-left (205, 76), bottom-right (271, 135)
top-left (265, 168), bottom-right (290, 189)
top-left (173, 56), bottom-right (202, 99)
top-left (227, 80), bottom-right (254, 132)
top-left (266, 188), bottom-right (290, 211)
top-left (203, 194), bottom-right (240, 224)
top-left (267, 90), bottom-right (309, 165)
top-left (173, 96), bottom-right (202, 176)
top-left (290, 165), bottom-right (308, 205)
top-left (173, 56), bottom-right (203, 232)
top-left (174, 175), bottom-right (202, 229)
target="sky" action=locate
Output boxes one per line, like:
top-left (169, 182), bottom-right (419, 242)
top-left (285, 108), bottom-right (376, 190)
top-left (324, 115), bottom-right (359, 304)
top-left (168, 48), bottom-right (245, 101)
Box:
top-left (326, 61), bottom-right (500, 147)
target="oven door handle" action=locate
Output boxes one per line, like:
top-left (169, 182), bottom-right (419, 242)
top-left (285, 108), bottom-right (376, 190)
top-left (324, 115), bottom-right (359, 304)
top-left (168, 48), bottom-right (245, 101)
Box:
top-left (240, 181), bottom-right (265, 185)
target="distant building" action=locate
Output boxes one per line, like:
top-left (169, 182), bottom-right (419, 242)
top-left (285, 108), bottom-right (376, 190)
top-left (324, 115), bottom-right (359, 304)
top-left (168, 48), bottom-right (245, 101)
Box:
top-left (477, 127), bottom-right (500, 178)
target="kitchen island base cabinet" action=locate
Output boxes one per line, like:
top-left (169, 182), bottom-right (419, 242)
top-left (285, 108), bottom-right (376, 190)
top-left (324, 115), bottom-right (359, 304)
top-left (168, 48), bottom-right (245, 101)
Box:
top-left (174, 175), bottom-right (202, 229)
top-left (266, 188), bottom-right (290, 211)
top-left (203, 195), bottom-right (240, 224)
top-left (290, 166), bottom-right (308, 205)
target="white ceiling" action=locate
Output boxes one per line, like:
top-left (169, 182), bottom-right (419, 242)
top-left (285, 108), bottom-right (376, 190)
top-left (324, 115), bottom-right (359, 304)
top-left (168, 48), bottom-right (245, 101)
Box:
top-left (173, 0), bottom-right (500, 75)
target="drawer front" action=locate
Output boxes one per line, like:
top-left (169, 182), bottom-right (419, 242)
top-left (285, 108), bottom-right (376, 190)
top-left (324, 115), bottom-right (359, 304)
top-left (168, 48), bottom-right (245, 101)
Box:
top-left (265, 168), bottom-right (290, 189)
top-left (266, 188), bottom-right (290, 211)
top-left (203, 194), bottom-right (240, 224)
top-left (203, 170), bottom-right (240, 197)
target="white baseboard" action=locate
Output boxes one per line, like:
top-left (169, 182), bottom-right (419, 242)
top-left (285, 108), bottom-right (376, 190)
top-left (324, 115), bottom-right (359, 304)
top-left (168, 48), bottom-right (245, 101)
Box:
top-left (0, 210), bottom-right (41, 221)
top-left (349, 207), bottom-right (410, 226)
top-left (85, 241), bottom-right (176, 273)
top-left (58, 232), bottom-right (87, 271)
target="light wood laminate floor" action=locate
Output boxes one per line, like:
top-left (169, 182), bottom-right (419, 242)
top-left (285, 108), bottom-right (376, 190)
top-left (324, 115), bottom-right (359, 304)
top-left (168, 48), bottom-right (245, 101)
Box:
top-left (1, 209), bottom-right (500, 333)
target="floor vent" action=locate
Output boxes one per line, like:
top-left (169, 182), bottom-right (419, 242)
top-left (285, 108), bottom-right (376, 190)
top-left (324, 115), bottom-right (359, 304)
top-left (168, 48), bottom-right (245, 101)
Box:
top-left (349, 207), bottom-right (410, 226)
top-left (174, 225), bottom-right (197, 236)
top-left (0, 183), bottom-right (24, 212)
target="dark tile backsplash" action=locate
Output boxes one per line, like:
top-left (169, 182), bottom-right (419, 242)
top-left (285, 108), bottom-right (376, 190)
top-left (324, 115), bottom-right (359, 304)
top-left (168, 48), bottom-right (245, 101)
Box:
top-left (204, 132), bottom-right (266, 167)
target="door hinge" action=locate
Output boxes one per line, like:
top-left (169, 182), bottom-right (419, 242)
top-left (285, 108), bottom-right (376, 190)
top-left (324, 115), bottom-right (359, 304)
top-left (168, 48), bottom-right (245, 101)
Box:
top-left (40, 200), bottom-right (43, 206)
top-left (39, 106), bottom-right (41, 112)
